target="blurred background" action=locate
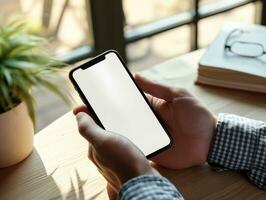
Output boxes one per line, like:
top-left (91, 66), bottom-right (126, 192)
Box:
top-left (1, 0), bottom-right (265, 131)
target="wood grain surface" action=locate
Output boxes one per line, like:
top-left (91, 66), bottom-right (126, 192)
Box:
top-left (0, 50), bottom-right (265, 200)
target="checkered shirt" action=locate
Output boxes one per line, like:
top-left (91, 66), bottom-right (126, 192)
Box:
top-left (119, 175), bottom-right (184, 200)
top-left (208, 113), bottom-right (266, 190)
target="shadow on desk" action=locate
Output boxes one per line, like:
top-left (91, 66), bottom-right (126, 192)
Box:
top-left (192, 85), bottom-right (266, 121)
top-left (0, 148), bottom-right (103, 200)
top-left (65, 169), bottom-right (104, 200)
top-left (198, 85), bottom-right (266, 106)
top-left (0, 148), bottom-right (63, 200)
top-left (154, 164), bottom-right (266, 200)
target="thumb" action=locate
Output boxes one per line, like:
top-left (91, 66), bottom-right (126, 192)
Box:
top-left (75, 112), bottom-right (105, 146)
top-left (134, 73), bottom-right (177, 101)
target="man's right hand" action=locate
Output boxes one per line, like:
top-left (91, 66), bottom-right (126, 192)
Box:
top-left (73, 106), bottom-right (160, 198)
top-left (135, 74), bottom-right (217, 169)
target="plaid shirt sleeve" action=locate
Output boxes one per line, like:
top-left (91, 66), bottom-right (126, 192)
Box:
top-left (119, 175), bottom-right (184, 200)
top-left (208, 113), bottom-right (266, 190)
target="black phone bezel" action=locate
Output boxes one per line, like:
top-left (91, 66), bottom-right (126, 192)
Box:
top-left (69, 49), bottom-right (173, 158)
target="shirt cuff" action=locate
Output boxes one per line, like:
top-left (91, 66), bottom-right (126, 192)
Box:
top-left (207, 113), bottom-right (266, 190)
top-left (119, 175), bottom-right (184, 200)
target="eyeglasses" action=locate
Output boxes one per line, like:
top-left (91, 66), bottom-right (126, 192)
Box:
top-left (224, 29), bottom-right (266, 58)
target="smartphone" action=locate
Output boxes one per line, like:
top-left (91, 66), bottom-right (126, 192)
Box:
top-left (69, 50), bottom-right (172, 158)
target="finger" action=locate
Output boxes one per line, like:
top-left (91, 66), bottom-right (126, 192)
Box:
top-left (134, 73), bottom-right (178, 101)
top-left (145, 93), bottom-right (161, 114)
top-left (89, 147), bottom-right (105, 173)
top-left (89, 147), bottom-right (110, 176)
top-left (88, 145), bottom-right (94, 162)
top-left (89, 146), bottom-right (107, 173)
top-left (91, 149), bottom-right (120, 190)
top-left (73, 104), bottom-right (100, 123)
top-left (76, 112), bottom-right (105, 146)
top-left (73, 105), bottom-right (89, 115)
top-left (107, 183), bottom-right (118, 200)
top-left (145, 93), bottom-right (152, 104)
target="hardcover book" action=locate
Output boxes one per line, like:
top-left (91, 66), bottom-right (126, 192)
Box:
top-left (197, 22), bottom-right (266, 93)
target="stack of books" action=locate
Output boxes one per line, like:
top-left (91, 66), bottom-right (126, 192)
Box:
top-left (196, 22), bottom-right (266, 93)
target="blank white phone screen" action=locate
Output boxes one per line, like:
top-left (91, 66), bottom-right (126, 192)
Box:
top-left (72, 52), bottom-right (171, 156)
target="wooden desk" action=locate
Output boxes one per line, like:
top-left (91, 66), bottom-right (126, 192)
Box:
top-left (0, 50), bottom-right (265, 200)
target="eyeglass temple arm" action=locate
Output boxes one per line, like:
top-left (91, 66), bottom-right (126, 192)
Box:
top-left (224, 44), bottom-right (231, 49)
top-left (224, 29), bottom-right (244, 49)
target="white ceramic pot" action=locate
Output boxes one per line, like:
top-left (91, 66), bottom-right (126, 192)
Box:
top-left (0, 102), bottom-right (34, 168)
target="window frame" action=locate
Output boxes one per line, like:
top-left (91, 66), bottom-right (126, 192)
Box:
top-left (59, 0), bottom-right (265, 64)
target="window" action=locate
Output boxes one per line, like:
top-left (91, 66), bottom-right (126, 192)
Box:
top-left (1, 0), bottom-right (265, 63)
top-left (0, 0), bottom-right (94, 62)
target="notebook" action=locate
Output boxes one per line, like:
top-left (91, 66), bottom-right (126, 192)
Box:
top-left (197, 22), bottom-right (266, 93)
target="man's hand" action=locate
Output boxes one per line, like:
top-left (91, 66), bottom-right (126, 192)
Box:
top-left (134, 74), bottom-right (216, 169)
top-left (73, 107), bottom-right (160, 197)
top-left (73, 74), bottom-right (216, 198)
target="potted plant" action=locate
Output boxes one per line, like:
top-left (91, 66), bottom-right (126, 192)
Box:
top-left (0, 21), bottom-right (71, 168)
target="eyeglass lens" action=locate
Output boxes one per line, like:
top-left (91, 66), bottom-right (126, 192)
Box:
top-left (231, 42), bottom-right (264, 57)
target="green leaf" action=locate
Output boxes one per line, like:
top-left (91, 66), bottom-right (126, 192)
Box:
top-left (7, 20), bottom-right (26, 31)
top-left (8, 46), bottom-right (35, 58)
top-left (3, 21), bottom-right (26, 38)
top-left (0, 80), bottom-right (13, 110)
top-left (11, 73), bottom-right (35, 126)
top-left (3, 59), bottom-right (40, 69)
top-left (10, 34), bottom-right (46, 48)
top-left (1, 66), bottom-right (13, 86)
top-left (0, 37), bottom-right (7, 47)
top-left (0, 19), bottom-right (71, 126)
top-left (16, 85), bottom-right (36, 127)
top-left (0, 38), bottom-right (8, 53)
top-left (12, 70), bottom-right (32, 90)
